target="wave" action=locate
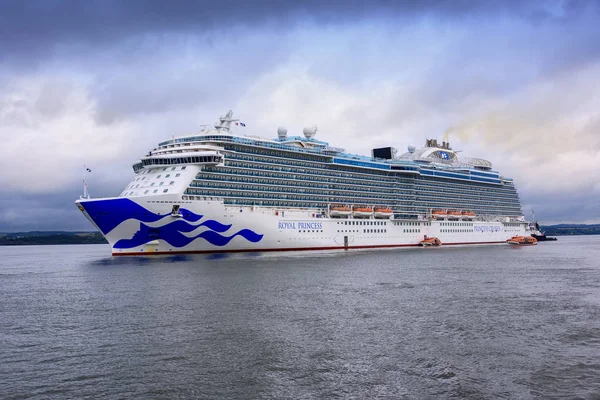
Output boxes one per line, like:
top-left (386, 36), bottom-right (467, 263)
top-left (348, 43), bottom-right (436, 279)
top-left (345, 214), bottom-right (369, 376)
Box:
top-left (80, 198), bottom-right (203, 234)
top-left (114, 220), bottom-right (263, 249)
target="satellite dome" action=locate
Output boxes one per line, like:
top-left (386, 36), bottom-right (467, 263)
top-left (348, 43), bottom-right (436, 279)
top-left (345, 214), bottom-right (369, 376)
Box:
top-left (277, 126), bottom-right (287, 140)
top-left (303, 126), bottom-right (317, 139)
top-left (408, 145), bottom-right (416, 153)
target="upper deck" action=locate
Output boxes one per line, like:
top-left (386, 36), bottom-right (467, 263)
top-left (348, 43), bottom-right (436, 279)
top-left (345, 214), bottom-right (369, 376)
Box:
top-left (149, 111), bottom-right (506, 186)
top-left (119, 111), bottom-right (521, 218)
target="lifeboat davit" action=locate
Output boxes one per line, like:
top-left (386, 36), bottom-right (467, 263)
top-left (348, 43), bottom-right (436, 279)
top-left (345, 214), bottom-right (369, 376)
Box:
top-left (374, 207), bottom-right (393, 219)
top-left (506, 235), bottom-right (538, 246)
top-left (447, 210), bottom-right (462, 220)
top-left (461, 211), bottom-right (475, 220)
top-left (330, 206), bottom-right (352, 218)
top-left (432, 210), bottom-right (447, 219)
top-left (420, 237), bottom-right (442, 247)
top-left (353, 206), bottom-right (373, 219)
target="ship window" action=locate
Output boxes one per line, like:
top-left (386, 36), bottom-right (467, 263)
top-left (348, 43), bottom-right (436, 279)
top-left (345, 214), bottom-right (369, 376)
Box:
top-left (157, 175), bottom-right (161, 178)
top-left (163, 189), bottom-right (168, 193)
top-left (165, 174), bottom-right (170, 178)
top-left (169, 181), bottom-right (175, 185)
top-left (182, 166), bottom-right (186, 170)
top-left (151, 183), bottom-right (155, 186)
top-left (159, 182), bottom-right (164, 186)
top-left (153, 189), bottom-right (158, 193)
top-left (144, 190), bottom-right (149, 194)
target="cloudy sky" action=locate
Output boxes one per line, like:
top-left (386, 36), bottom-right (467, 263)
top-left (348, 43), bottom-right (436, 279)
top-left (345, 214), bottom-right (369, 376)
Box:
top-left (1, 0), bottom-right (599, 231)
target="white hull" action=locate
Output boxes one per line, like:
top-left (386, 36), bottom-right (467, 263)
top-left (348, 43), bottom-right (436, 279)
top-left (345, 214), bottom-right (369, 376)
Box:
top-left (76, 196), bottom-right (529, 256)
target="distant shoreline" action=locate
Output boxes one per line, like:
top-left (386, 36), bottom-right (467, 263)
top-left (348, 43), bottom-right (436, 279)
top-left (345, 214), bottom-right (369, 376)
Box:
top-left (0, 232), bottom-right (107, 246)
top-left (541, 224), bottom-right (600, 236)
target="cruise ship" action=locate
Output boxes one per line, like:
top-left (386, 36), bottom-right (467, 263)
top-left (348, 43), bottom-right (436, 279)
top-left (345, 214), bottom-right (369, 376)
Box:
top-left (75, 111), bottom-right (529, 255)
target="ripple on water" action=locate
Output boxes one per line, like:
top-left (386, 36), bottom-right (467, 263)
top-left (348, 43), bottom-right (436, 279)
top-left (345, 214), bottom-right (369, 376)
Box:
top-left (1, 238), bottom-right (600, 398)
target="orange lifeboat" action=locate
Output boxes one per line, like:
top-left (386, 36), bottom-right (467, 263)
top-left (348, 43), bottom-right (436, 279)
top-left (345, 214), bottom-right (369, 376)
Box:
top-left (330, 205), bottom-right (352, 218)
top-left (352, 206), bottom-right (373, 218)
top-left (447, 210), bottom-right (462, 220)
top-left (506, 235), bottom-right (538, 246)
top-left (374, 207), bottom-right (393, 219)
top-left (461, 210), bottom-right (475, 220)
top-left (432, 210), bottom-right (447, 219)
top-left (420, 236), bottom-right (442, 247)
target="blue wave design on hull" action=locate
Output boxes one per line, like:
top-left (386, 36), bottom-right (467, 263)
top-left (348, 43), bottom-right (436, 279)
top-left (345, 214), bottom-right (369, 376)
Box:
top-left (80, 198), bottom-right (203, 234)
top-left (79, 198), bottom-right (263, 249)
top-left (199, 219), bottom-right (232, 233)
top-left (114, 221), bottom-right (263, 249)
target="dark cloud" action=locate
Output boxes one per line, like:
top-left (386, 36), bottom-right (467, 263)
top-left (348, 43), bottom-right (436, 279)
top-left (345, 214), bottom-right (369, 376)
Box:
top-left (0, 187), bottom-right (117, 232)
top-left (1, 0), bottom-right (595, 64)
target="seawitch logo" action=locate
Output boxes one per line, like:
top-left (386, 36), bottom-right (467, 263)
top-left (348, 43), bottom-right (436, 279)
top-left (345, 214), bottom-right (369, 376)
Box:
top-left (474, 226), bottom-right (501, 233)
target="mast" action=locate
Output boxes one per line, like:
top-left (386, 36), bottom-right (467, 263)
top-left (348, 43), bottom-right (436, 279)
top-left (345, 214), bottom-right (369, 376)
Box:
top-left (82, 180), bottom-right (90, 199)
top-left (81, 165), bottom-right (91, 199)
top-left (214, 110), bottom-right (239, 132)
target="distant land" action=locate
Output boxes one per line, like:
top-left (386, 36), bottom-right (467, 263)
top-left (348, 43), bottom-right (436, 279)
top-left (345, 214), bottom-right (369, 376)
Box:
top-left (0, 224), bottom-right (599, 246)
top-left (0, 231), bottom-right (107, 246)
top-left (540, 224), bottom-right (600, 236)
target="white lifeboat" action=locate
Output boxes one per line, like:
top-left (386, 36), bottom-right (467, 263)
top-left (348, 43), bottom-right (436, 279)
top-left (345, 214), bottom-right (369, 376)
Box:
top-left (352, 206), bottom-right (373, 219)
top-left (432, 210), bottom-right (447, 219)
top-left (330, 206), bottom-right (352, 218)
top-left (461, 211), bottom-right (475, 220)
top-left (374, 207), bottom-right (393, 219)
top-left (447, 210), bottom-right (462, 220)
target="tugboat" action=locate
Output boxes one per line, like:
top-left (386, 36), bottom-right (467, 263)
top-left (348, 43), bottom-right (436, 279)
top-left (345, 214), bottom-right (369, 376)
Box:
top-left (506, 235), bottom-right (538, 246)
top-left (529, 210), bottom-right (558, 241)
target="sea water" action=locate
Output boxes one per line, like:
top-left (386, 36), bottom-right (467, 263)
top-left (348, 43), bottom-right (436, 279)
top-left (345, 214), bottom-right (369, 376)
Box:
top-left (1, 236), bottom-right (599, 399)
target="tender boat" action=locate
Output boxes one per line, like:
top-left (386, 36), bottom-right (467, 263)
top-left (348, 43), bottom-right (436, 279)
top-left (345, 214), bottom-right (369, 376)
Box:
top-left (506, 235), bottom-right (538, 245)
top-left (447, 210), bottom-right (462, 220)
top-left (461, 210), bottom-right (475, 220)
top-left (432, 210), bottom-right (447, 219)
top-left (374, 207), bottom-right (393, 219)
top-left (420, 237), bottom-right (442, 246)
top-left (330, 205), bottom-right (352, 218)
top-left (352, 206), bottom-right (373, 218)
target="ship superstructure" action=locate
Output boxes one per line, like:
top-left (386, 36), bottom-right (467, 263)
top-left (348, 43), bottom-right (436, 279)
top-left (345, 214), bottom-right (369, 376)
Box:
top-left (76, 111), bottom-right (529, 255)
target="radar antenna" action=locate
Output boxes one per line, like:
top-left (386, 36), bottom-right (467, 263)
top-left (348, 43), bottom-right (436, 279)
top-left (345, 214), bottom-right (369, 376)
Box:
top-left (214, 110), bottom-right (239, 132)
